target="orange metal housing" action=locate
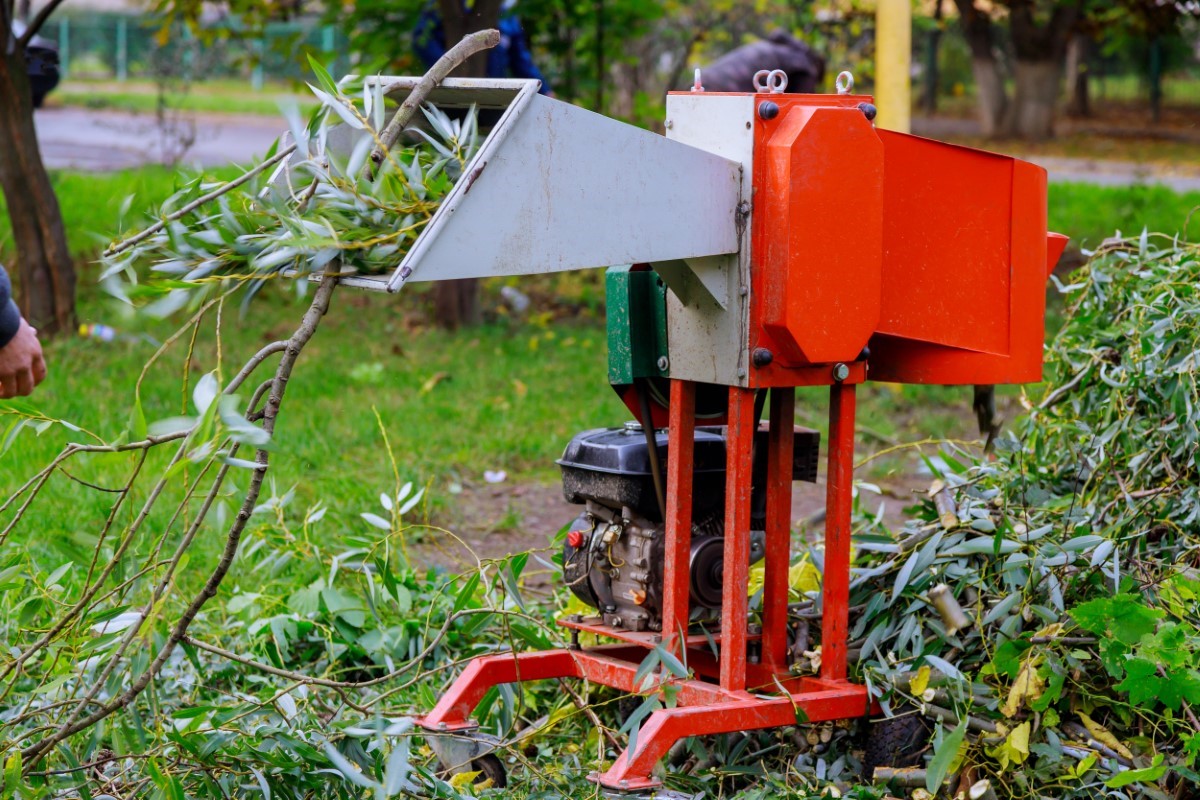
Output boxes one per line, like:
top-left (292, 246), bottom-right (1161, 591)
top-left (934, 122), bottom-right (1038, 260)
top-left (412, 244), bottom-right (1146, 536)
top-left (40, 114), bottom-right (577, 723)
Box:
top-left (417, 88), bottom-right (1066, 793)
top-left (745, 93), bottom-right (1065, 388)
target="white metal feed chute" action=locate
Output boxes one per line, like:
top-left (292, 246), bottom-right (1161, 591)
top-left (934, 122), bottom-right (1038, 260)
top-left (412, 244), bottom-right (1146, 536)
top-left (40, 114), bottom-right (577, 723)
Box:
top-left (282, 78), bottom-right (744, 293)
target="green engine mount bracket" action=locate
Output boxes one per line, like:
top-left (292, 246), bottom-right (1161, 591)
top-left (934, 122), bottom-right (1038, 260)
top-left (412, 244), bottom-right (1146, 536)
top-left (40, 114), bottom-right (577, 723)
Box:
top-left (606, 266), bottom-right (670, 387)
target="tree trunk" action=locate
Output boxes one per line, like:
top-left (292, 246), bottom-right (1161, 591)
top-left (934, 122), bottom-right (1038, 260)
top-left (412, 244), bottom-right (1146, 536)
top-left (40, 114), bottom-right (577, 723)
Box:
top-left (1006, 1), bottom-right (1077, 140)
top-left (971, 57), bottom-right (1007, 137)
top-left (922, 0), bottom-right (944, 114)
top-left (0, 44), bottom-right (75, 336)
top-left (1065, 32), bottom-right (1090, 118)
top-left (593, 0), bottom-right (604, 113)
top-left (1010, 59), bottom-right (1062, 140)
top-left (431, 0), bottom-right (501, 329)
top-left (1149, 36), bottom-right (1163, 124)
top-left (953, 0), bottom-right (1008, 138)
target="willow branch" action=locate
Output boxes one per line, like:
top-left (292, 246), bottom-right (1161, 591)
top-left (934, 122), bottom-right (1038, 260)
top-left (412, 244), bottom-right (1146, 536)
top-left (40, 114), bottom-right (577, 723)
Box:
top-left (368, 28), bottom-right (500, 170)
top-left (104, 147), bottom-right (296, 258)
top-left (22, 275), bottom-right (340, 770)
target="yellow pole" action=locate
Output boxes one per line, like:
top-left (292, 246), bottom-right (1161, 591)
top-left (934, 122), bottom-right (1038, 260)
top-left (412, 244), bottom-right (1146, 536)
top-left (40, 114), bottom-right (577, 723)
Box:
top-left (875, 0), bottom-right (912, 133)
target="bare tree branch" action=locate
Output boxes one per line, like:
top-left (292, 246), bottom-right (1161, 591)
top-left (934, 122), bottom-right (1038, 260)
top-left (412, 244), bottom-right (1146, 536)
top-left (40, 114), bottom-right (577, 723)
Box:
top-left (369, 28), bottom-right (500, 170)
top-left (15, 0), bottom-right (67, 48)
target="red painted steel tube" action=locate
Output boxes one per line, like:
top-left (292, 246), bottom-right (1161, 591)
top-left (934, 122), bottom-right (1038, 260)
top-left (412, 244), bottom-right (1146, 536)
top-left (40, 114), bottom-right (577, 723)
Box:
top-left (762, 388), bottom-right (795, 671)
top-left (822, 382), bottom-right (857, 681)
top-left (661, 380), bottom-right (697, 653)
top-left (720, 386), bottom-right (757, 691)
top-left (573, 651), bottom-right (747, 706)
top-left (417, 650), bottom-right (581, 730)
top-left (596, 684), bottom-right (871, 789)
top-left (416, 646), bottom-right (748, 733)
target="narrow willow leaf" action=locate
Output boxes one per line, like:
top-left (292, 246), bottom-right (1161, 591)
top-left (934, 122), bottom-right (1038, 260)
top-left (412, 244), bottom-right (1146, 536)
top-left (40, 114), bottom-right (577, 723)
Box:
top-left (926, 720), bottom-right (967, 792)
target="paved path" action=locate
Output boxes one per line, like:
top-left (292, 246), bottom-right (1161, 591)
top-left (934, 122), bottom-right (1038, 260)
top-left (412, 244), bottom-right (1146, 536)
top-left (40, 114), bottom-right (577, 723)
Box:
top-left (36, 106), bottom-right (1200, 192)
top-left (35, 106), bottom-right (282, 171)
top-left (1030, 155), bottom-right (1200, 193)
top-left (913, 115), bottom-right (1200, 193)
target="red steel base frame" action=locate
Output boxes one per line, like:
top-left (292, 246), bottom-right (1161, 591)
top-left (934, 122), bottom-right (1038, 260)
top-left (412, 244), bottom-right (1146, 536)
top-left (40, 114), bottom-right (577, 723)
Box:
top-left (416, 380), bottom-right (872, 791)
top-left (414, 646), bottom-right (870, 790)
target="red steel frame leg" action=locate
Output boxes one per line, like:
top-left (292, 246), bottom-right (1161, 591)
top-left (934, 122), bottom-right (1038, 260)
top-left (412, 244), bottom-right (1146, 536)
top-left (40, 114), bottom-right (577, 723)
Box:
top-left (761, 388), bottom-right (795, 673)
top-left (822, 382), bottom-right (856, 681)
top-left (596, 680), bottom-right (869, 790)
top-left (720, 387), bottom-right (756, 691)
top-left (416, 649), bottom-right (583, 731)
top-left (661, 380), bottom-right (696, 654)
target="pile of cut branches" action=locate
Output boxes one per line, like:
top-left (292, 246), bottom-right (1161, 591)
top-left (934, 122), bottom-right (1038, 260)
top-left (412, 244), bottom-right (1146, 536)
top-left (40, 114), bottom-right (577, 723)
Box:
top-left (821, 235), bottom-right (1200, 799)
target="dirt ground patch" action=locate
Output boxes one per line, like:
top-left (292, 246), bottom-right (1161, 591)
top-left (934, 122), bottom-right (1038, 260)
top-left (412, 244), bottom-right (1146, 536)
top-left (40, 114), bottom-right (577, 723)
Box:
top-left (413, 470), bottom-right (931, 591)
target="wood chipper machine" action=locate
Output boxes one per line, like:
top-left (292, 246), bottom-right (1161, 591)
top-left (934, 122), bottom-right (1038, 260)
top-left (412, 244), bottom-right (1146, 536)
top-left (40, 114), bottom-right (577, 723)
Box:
top-left (302, 70), bottom-right (1069, 792)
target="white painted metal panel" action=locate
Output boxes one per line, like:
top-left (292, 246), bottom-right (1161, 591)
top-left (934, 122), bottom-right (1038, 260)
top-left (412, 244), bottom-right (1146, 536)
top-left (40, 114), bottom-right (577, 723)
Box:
top-left (660, 93), bottom-right (756, 387)
top-left (391, 93), bottom-right (742, 289)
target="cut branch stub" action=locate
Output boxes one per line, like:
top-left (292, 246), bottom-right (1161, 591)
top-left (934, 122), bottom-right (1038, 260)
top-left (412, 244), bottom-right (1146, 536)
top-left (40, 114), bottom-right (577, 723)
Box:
top-left (369, 28), bottom-right (501, 171)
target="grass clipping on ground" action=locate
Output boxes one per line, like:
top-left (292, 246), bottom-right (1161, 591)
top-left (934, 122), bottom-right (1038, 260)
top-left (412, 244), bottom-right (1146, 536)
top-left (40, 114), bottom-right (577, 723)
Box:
top-left (837, 234), bottom-right (1200, 798)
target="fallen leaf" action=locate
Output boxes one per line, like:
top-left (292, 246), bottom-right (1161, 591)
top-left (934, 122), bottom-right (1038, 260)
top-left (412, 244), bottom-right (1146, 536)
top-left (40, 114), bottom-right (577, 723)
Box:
top-left (449, 770), bottom-right (482, 789)
top-left (1001, 656), bottom-right (1046, 717)
top-left (987, 720), bottom-right (1031, 770)
top-left (910, 665), bottom-right (932, 699)
top-left (419, 371), bottom-right (450, 394)
top-left (1079, 712), bottom-right (1135, 760)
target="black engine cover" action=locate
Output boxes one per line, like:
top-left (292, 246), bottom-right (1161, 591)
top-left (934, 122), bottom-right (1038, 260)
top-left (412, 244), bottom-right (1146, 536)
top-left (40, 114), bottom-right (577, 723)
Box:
top-left (558, 424), bottom-right (728, 518)
top-left (558, 423), bottom-right (821, 520)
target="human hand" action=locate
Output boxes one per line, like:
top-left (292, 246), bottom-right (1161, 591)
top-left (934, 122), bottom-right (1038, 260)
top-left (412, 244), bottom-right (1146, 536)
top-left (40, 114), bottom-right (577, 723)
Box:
top-left (0, 318), bottom-right (47, 399)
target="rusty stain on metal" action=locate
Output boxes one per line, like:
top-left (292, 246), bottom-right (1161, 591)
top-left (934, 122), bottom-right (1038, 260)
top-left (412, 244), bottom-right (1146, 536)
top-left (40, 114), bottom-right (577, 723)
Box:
top-left (461, 161), bottom-right (487, 195)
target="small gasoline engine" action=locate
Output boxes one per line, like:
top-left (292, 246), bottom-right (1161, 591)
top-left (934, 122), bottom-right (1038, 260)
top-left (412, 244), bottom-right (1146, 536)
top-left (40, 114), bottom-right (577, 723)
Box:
top-left (558, 422), bottom-right (818, 633)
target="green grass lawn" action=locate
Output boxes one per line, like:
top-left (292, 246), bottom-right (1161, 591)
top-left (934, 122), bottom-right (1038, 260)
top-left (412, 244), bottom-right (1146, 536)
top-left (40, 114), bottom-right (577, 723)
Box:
top-left (1050, 182), bottom-right (1200, 249)
top-left (0, 165), bottom-right (242, 258)
top-left (51, 78), bottom-right (315, 117)
top-left (3, 166), bottom-right (1195, 563)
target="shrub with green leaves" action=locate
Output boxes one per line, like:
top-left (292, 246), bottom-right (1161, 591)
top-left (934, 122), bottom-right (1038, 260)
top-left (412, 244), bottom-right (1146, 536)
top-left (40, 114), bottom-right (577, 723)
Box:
top-left (832, 235), bottom-right (1200, 798)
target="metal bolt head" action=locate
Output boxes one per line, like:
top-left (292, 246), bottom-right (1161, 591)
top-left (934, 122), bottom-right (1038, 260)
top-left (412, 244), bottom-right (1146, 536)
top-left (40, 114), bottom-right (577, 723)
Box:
top-left (752, 347), bottom-right (774, 367)
top-left (737, 367), bottom-right (747, 379)
top-left (656, 355), bottom-right (670, 371)
top-left (832, 362), bottom-right (850, 382)
top-left (857, 102), bottom-right (877, 122)
top-left (758, 100), bottom-right (780, 120)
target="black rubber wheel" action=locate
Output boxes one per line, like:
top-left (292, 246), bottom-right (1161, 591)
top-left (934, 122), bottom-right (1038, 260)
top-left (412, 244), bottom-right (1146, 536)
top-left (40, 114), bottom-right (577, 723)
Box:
top-left (469, 754), bottom-right (508, 788)
top-left (860, 713), bottom-right (931, 780)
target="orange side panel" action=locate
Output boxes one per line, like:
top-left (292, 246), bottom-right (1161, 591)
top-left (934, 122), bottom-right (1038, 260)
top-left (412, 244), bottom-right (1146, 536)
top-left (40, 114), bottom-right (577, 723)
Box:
top-left (868, 145), bottom-right (1051, 386)
top-left (750, 101), bottom-right (884, 368)
top-left (874, 132), bottom-right (1014, 355)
